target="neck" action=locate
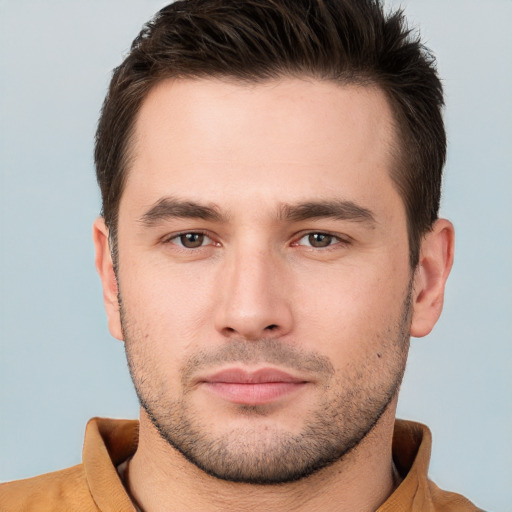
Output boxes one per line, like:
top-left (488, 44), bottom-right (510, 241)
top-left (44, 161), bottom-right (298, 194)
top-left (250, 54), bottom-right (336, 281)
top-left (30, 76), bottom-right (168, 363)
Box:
top-left (126, 402), bottom-right (400, 512)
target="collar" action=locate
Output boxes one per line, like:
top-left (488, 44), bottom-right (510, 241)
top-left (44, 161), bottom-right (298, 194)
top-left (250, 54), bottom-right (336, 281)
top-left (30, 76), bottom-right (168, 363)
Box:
top-left (81, 417), bottom-right (440, 511)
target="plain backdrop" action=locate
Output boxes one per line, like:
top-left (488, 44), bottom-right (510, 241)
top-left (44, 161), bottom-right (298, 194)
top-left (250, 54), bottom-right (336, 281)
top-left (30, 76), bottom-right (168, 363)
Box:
top-left (1, 1), bottom-right (511, 510)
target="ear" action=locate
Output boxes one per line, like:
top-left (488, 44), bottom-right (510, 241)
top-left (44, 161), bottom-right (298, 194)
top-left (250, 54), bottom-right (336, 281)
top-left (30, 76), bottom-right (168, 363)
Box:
top-left (92, 217), bottom-right (124, 341)
top-left (410, 219), bottom-right (455, 338)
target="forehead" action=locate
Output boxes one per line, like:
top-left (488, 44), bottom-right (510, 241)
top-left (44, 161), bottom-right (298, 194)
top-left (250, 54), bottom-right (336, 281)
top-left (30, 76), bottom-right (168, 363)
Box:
top-left (123, 77), bottom-right (399, 216)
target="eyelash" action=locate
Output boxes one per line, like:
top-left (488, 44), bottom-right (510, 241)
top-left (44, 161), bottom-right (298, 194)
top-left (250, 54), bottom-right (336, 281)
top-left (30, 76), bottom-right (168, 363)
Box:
top-left (293, 232), bottom-right (349, 249)
top-left (163, 230), bottom-right (350, 251)
top-left (163, 231), bottom-right (217, 249)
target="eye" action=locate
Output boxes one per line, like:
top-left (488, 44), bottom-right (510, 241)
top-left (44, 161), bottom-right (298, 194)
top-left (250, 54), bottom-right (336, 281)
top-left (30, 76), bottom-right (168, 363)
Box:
top-left (296, 232), bottom-right (343, 248)
top-left (168, 232), bottom-right (214, 249)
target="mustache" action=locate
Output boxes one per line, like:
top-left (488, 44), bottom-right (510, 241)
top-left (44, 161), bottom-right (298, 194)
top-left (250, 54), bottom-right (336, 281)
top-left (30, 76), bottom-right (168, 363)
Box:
top-left (181, 339), bottom-right (335, 384)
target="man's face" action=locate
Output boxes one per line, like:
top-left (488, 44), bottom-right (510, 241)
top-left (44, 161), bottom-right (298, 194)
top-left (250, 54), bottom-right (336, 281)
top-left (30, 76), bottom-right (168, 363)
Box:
top-left (113, 78), bottom-right (413, 483)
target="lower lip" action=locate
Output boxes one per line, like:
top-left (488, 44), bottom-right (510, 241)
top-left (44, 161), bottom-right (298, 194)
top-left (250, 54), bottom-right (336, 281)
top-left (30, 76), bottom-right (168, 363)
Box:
top-left (204, 382), bottom-right (306, 405)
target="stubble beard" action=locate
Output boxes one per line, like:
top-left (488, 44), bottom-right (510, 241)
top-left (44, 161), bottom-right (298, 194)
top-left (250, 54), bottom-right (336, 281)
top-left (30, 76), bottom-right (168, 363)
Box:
top-left (121, 288), bottom-right (412, 485)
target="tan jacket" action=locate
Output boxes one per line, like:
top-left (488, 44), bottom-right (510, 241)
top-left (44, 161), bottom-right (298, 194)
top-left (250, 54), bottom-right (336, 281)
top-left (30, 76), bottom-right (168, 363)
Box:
top-left (0, 418), bottom-right (483, 511)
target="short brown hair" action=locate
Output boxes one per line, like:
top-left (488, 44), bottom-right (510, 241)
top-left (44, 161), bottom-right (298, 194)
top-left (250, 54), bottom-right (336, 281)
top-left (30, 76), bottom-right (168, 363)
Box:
top-left (95, 0), bottom-right (445, 267)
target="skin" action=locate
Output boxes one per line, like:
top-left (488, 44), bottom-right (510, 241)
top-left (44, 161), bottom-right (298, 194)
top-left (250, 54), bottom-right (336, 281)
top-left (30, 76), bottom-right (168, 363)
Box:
top-left (94, 77), bottom-right (454, 511)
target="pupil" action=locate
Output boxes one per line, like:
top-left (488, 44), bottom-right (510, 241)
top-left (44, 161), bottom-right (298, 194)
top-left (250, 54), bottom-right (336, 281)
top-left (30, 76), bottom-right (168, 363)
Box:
top-left (309, 233), bottom-right (331, 247)
top-left (181, 233), bottom-right (204, 248)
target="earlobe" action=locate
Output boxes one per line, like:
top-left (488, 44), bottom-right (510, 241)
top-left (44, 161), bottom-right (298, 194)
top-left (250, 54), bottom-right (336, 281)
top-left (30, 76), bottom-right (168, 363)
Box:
top-left (92, 217), bottom-right (124, 341)
top-left (410, 219), bottom-right (455, 338)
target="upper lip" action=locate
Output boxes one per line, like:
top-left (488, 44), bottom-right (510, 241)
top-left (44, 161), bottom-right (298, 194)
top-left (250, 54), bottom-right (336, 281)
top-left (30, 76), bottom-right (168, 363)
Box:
top-left (199, 367), bottom-right (307, 384)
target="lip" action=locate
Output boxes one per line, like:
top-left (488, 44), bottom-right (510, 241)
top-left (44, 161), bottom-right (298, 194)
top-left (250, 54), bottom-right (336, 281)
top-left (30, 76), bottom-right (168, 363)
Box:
top-left (199, 368), bottom-right (308, 405)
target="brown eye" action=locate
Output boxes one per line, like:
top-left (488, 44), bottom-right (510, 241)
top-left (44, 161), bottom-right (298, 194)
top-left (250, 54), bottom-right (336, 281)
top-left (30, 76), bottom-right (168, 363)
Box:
top-left (176, 233), bottom-right (207, 248)
top-left (307, 233), bottom-right (334, 247)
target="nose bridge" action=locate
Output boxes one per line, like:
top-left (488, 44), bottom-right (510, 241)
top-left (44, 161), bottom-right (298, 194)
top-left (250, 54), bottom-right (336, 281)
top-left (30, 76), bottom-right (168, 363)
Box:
top-left (215, 239), bottom-right (292, 340)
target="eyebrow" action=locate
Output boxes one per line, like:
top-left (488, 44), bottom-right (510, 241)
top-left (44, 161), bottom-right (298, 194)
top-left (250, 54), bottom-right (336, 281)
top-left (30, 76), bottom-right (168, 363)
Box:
top-left (279, 200), bottom-right (376, 226)
top-left (139, 197), bottom-right (376, 227)
top-left (139, 197), bottom-right (226, 226)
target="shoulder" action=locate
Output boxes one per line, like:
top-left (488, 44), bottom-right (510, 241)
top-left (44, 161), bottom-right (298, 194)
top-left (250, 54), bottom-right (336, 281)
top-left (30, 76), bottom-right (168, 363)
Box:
top-left (0, 464), bottom-right (99, 512)
top-left (389, 420), bottom-right (485, 511)
top-left (0, 417), bottom-right (138, 512)
top-left (428, 480), bottom-right (486, 512)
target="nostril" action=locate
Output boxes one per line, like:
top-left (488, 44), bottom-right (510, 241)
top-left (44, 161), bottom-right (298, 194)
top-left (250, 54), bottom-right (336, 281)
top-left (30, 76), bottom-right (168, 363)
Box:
top-left (265, 324), bottom-right (278, 331)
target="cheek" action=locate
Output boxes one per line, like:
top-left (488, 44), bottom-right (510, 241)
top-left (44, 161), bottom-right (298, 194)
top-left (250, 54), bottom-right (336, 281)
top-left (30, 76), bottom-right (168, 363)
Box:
top-left (118, 258), bottom-right (218, 350)
top-left (294, 260), bottom-right (410, 362)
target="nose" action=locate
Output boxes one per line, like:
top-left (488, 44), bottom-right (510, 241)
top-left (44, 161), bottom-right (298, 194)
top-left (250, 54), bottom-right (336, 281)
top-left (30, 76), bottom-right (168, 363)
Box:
top-left (214, 246), bottom-right (293, 341)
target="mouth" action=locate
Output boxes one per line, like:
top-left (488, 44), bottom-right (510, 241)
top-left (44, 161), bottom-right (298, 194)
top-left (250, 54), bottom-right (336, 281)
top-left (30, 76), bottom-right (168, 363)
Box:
top-left (199, 368), bottom-right (308, 406)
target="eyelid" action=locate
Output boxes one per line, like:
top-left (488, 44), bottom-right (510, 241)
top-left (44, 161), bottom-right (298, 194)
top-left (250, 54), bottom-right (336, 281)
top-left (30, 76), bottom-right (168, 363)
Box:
top-left (162, 230), bottom-right (219, 247)
top-left (160, 229), bottom-right (350, 249)
top-left (292, 230), bottom-right (352, 248)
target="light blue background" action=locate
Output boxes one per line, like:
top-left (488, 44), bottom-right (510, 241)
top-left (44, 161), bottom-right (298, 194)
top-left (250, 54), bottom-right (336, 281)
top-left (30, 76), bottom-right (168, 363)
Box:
top-left (1, 1), bottom-right (511, 510)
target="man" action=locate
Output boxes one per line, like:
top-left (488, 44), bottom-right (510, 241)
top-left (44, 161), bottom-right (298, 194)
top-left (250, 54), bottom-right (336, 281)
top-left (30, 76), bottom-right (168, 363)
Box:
top-left (0, 0), bottom-right (484, 510)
